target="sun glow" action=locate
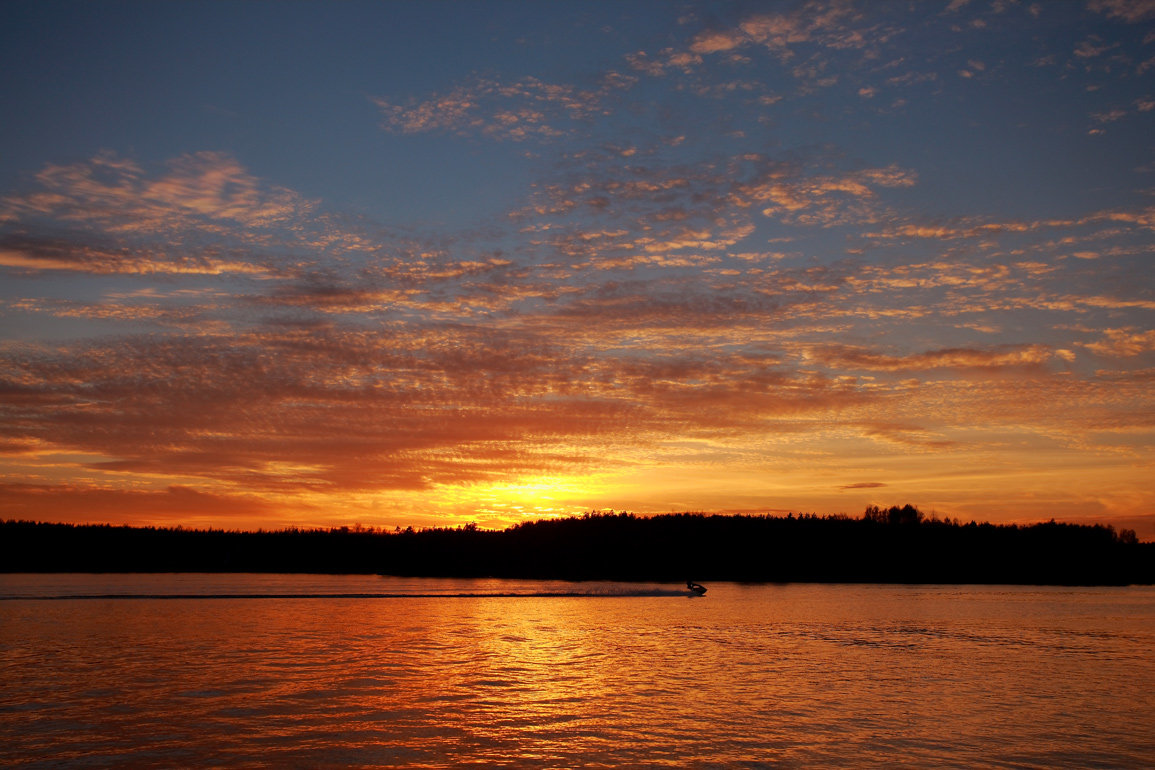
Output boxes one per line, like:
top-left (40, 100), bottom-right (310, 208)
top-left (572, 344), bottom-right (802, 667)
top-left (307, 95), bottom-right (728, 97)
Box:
top-left (464, 475), bottom-right (604, 525)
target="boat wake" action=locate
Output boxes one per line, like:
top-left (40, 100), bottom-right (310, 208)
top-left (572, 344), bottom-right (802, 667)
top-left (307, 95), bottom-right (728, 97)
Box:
top-left (3, 588), bottom-right (697, 601)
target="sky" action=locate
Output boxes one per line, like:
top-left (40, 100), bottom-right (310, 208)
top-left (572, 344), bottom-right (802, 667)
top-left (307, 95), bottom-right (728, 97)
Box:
top-left (2, 0), bottom-right (1154, 536)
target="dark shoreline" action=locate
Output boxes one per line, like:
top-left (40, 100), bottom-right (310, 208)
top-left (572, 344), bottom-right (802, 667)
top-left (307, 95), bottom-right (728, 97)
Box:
top-left (3, 509), bottom-right (1152, 586)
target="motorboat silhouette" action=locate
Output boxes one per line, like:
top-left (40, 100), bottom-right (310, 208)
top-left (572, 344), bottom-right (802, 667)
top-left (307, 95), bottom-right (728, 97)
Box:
top-left (686, 581), bottom-right (707, 596)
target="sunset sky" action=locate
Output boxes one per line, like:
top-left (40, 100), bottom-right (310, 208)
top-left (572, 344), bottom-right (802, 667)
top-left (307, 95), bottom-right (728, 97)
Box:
top-left (2, 0), bottom-right (1154, 535)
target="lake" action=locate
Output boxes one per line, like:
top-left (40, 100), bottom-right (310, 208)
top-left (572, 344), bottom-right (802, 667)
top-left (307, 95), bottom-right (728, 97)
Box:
top-left (2, 575), bottom-right (1153, 768)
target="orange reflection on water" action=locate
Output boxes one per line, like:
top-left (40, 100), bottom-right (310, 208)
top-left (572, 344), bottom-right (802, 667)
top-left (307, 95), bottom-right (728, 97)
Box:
top-left (4, 577), bottom-right (1154, 767)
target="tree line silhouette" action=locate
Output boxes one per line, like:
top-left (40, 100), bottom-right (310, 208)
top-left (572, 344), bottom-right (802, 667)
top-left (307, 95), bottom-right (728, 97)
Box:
top-left (2, 506), bottom-right (1150, 585)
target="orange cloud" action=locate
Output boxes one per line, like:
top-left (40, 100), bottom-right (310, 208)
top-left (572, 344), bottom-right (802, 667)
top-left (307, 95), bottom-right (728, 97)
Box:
top-left (0, 483), bottom-right (277, 528)
top-left (689, 1), bottom-right (862, 58)
top-left (811, 344), bottom-right (1054, 372)
top-left (1082, 328), bottom-right (1155, 357)
top-left (3, 151), bottom-right (313, 234)
top-left (0, 233), bottom-right (271, 275)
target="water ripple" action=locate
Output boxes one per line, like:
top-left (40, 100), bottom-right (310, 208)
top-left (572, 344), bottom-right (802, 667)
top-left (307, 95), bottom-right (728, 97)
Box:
top-left (1, 577), bottom-right (1153, 768)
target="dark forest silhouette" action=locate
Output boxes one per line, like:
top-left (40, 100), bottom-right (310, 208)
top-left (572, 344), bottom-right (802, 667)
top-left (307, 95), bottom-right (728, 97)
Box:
top-left (2, 506), bottom-right (1151, 585)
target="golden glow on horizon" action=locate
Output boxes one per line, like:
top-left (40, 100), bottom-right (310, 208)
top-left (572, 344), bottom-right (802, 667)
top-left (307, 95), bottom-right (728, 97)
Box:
top-left (2, 408), bottom-right (1153, 538)
top-left (449, 475), bottom-right (610, 524)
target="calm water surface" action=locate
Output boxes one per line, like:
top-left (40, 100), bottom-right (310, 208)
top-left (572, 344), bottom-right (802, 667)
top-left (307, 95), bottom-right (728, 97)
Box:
top-left (1, 575), bottom-right (1153, 768)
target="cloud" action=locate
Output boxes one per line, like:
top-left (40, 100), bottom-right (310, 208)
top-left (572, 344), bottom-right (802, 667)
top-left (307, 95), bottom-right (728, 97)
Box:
top-left (0, 151), bottom-right (438, 287)
top-left (858, 423), bottom-right (958, 450)
top-left (0, 483), bottom-right (279, 527)
top-left (0, 152), bottom-right (327, 277)
top-left (516, 152), bottom-right (920, 268)
top-left (0, 310), bottom-right (890, 502)
top-left (0, 233), bottom-right (272, 275)
top-left (1087, 0), bottom-right (1155, 22)
top-left (1082, 328), bottom-right (1155, 357)
top-left (373, 74), bottom-right (633, 142)
top-left (625, 49), bottom-right (702, 76)
top-left (2, 151), bottom-right (314, 233)
top-left (648, 0), bottom-right (903, 94)
top-left (689, 1), bottom-right (862, 58)
top-left (838, 481), bottom-right (887, 489)
top-left (812, 344), bottom-right (1055, 371)
top-left (735, 164), bottom-right (917, 226)
top-left (1093, 108), bottom-right (1129, 123)
top-left (1075, 37), bottom-right (1120, 58)
top-left (863, 205), bottom-right (1155, 244)
top-left (4, 296), bottom-right (219, 329)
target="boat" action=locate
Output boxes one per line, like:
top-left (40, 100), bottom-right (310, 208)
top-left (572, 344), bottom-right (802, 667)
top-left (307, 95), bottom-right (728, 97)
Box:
top-left (686, 581), bottom-right (707, 596)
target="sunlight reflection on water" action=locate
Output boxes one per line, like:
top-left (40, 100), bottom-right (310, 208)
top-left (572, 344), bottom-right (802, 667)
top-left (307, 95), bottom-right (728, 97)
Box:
top-left (1, 576), bottom-right (1153, 768)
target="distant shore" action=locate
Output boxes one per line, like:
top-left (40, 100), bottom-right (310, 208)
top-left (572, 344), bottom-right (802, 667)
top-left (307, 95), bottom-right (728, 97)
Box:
top-left (2, 508), bottom-right (1152, 585)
